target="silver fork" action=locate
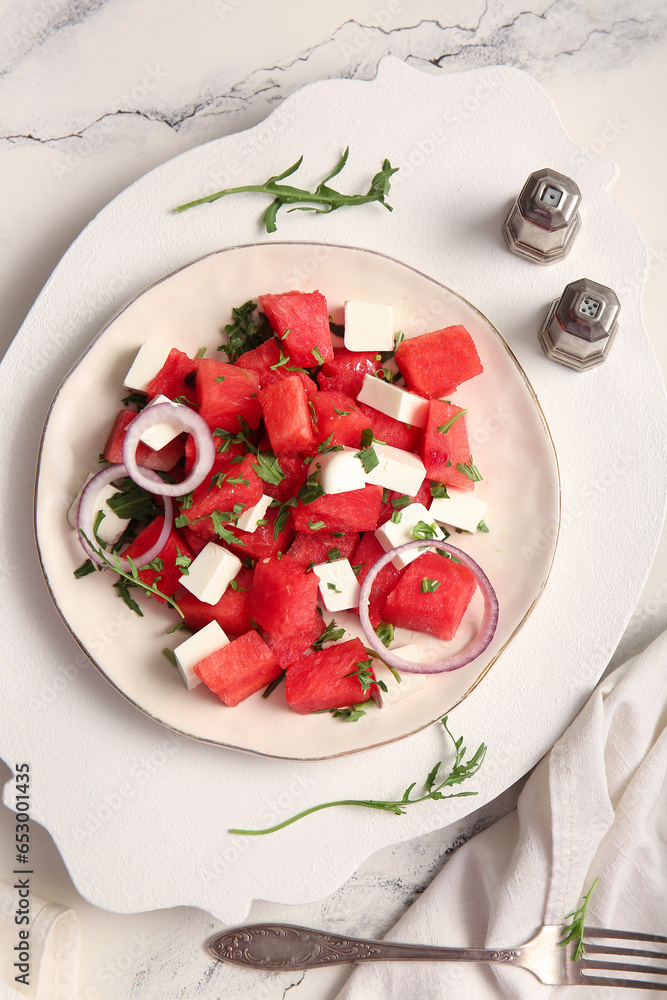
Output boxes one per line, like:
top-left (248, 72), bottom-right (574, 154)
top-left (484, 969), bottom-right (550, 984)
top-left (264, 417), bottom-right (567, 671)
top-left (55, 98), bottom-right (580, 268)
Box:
top-left (208, 922), bottom-right (667, 990)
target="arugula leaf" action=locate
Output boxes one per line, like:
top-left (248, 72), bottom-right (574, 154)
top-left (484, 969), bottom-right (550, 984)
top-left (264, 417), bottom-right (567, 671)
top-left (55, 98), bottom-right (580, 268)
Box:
top-left (326, 547), bottom-right (342, 561)
top-left (311, 346), bottom-right (325, 366)
top-left (162, 648), bottom-right (178, 667)
top-left (106, 479), bottom-right (163, 523)
top-left (270, 496), bottom-right (298, 538)
top-left (121, 391), bottom-right (149, 410)
top-left (251, 451), bottom-right (284, 486)
top-left (420, 578), bottom-right (441, 593)
top-left (312, 618), bottom-right (346, 650)
top-left (438, 409), bottom-right (467, 434)
top-left (559, 877), bottom-right (599, 961)
top-left (229, 716), bottom-right (486, 834)
top-left (330, 701), bottom-right (373, 722)
top-left (209, 511), bottom-right (246, 546)
top-left (113, 577), bottom-right (143, 617)
top-left (430, 481), bottom-right (449, 499)
top-left (317, 433), bottom-right (343, 455)
top-left (310, 519), bottom-right (326, 532)
top-left (175, 148), bottom-right (399, 234)
top-left (297, 469), bottom-right (325, 505)
top-left (262, 671), bottom-right (286, 699)
top-left (477, 519), bottom-right (489, 533)
top-left (218, 300), bottom-right (273, 362)
top-left (355, 427), bottom-right (381, 474)
top-left (375, 621), bottom-right (394, 648)
top-left (73, 559), bottom-right (100, 579)
top-left (175, 547), bottom-right (192, 574)
top-left (411, 520), bottom-right (438, 540)
top-left (456, 460), bottom-right (483, 482)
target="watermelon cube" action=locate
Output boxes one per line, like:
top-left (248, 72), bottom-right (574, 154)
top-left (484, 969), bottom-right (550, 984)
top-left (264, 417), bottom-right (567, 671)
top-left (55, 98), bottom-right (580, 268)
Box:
top-left (394, 326), bottom-right (483, 397)
top-left (420, 401), bottom-right (474, 492)
top-left (263, 611), bottom-right (324, 670)
top-left (260, 291), bottom-right (334, 368)
top-left (286, 530), bottom-right (359, 570)
top-left (194, 630), bottom-right (281, 707)
top-left (144, 348), bottom-right (200, 405)
top-left (291, 484), bottom-right (383, 534)
top-left (316, 348), bottom-right (381, 397)
top-left (351, 531), bottom-right (400, 627)
top-left (356, 402), bottom-right (420, 452)
top-left (285, 637), bottom-right (375, 714)
top-left (183, 454), bottom-right (264, 537)
top-left (259, 375), bottom-right (317, 455)
top-left (311, 391), bottom-right (371, 449)
top-left (235, 338), bottom-right (318, 397)
top-left (196, 358), bottom-right (262, 432)
top-left (176, 566), bottom-right (254, 635)
top-left (382, 551), bottom-right (476, 641)
top-left (246, 556), bottom-right (320, 638)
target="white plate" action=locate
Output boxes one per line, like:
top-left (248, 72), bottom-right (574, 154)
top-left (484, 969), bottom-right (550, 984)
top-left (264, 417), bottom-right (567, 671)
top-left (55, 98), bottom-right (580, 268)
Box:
top-left (35, 241), bottom-right (559, 759)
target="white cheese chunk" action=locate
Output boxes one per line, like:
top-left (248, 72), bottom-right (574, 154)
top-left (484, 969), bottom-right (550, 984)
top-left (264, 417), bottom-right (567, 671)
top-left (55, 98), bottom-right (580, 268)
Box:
top-left (372, 650), bottom-right (426, 708)
top-left (180, 542), bottom-right (242, 606)
top-left (429, 489), bottom-right (489, 533)
top-left (375, 503), bottom-right (448, 569)
top-left (235, 494), bottom-right (273, 533)
top-left (138, 394), bottom-right (183, 451)
top-left (67, 474), bottom-right (130, 544)
top-left (312, 559), bottom-right (361, 612)
top-left (93, 483), bottom-right (133, 545)
top-left (173, 620), bottom-right (230, 691)
top-left (124, 342), bottom-right (171, 392)
top-left (356, 373), bottom-right (429, 429)
top-left (308, 448), bottom-right (366, 495)
top-left (364, 443), bottom-right (426, 496)
top-left (344, 301), bottom-right (394, 352)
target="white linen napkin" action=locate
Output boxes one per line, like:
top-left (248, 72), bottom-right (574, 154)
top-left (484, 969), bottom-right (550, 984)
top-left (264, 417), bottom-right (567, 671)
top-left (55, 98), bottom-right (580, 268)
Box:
top-left (0, 887), bottom-right (77, 1000)
top-left (337, 629), bottom-right (667, 998)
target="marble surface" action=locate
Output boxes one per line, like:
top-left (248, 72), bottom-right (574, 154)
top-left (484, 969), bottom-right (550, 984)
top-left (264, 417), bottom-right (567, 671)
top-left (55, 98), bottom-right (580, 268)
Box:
top-left (1, 2), bottom-right (666, 997)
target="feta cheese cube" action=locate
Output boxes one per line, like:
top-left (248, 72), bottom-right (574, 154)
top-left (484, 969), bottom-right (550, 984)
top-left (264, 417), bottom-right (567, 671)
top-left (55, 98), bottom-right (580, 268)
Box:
top-left (364, 443), bottom-right (426, 496)
top-left (180, 542), bottom-right (242, 605)
top-left (375, 503), bottom-right (448, 569)
top-left (124, 342), bottom-right (171, 392)
top-left (235, 494), bottom-right (273, 533)
top-left (312, 559), bottom-right (361, 612)
top-left (429, 489), bottom-right (489, 533)
top-left (356, 374), bottom-right (429, 429)
top-left (139, 395), bottom-right (183, 451)
top-left (173, 620), bottom-right (229, 690)
top-left (93, 484), bottom-right (133, 545)
top-left (67, 474), bottom-right (130, 544)
top-left (308, 448), bottom-right (366, 495)
top-left (372, 651), bottom-right (426, 707)
top-left (344, 301), bottom-right (394, 352)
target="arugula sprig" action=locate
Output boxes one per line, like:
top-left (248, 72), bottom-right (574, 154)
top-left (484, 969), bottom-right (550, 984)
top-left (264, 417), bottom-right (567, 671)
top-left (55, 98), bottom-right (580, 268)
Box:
top-left (175, 148), bottom-right (399, 234)
top-left (218, 300), bottom-right (273, 362)
top-left (559, 877), bottom-right (599, 961)
top-left (229, 717), bottom-right (486, 835)
top-left (78, 531), bottom-right (184, 618)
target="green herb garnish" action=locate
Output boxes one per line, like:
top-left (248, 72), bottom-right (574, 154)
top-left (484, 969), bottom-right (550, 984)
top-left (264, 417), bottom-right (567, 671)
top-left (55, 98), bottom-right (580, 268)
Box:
top-left (430, 481), bottom-right (449, 500)
top-left (175, 148), bottom-right (399, 233)
top-left (456, 460), bottom-right (483, 482)
top-left (312, 618), bottom-right (346, 650)
top-left (218, 300), bottom-right (273, 362)
top-left (411, 520), bottom-right (438, 540)
top-left (229, 717), bottom-right (486, 834)
top-left (559, 877), bottom-right (599, 961)
top-left (420, 578), bottom-right (441, 593)
top-left (375, 622), bottom-right (394, 648)
top-left (437, 409), bottom-right (467, 434)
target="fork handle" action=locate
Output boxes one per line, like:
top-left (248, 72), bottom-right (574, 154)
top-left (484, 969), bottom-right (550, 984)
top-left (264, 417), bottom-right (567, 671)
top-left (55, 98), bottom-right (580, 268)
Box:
top-left (209, 923), bottom-right (522, 970)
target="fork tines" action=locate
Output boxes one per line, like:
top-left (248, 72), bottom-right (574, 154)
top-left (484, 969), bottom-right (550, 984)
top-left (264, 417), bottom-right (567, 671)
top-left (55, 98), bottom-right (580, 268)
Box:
top-left (581, 928), bottom-right (667, 991)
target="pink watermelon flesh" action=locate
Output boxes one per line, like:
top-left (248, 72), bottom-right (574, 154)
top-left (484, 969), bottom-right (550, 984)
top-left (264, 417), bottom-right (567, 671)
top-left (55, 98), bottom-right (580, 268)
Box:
top-left (194, 630), bottom-right (281, 707)
top-left (260, 291), bottom-right (334, 368)
top-left (382, 551), bottom-right (477, 641)
top-left (394, 325), bottom-right (483, 397)
top-left (285, 637), bottom-right (375, 714)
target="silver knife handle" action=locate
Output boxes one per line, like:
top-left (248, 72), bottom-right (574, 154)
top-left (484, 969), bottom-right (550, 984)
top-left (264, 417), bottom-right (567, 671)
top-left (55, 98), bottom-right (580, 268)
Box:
top-left (208, 923), bottom-right (520, 970)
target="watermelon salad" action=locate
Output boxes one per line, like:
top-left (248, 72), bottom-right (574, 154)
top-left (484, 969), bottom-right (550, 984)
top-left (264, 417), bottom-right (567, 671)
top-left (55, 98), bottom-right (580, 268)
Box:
top-left (72, 290), bottom-right (499, 720)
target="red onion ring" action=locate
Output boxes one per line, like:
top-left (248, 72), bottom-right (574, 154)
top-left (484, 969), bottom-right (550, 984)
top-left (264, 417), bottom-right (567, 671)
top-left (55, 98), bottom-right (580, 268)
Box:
top-left (121, 401), bottom-right (215, 497)
top-left (76, 463), bottom-right (173, 572)
top-left (359, 540), bottom-right (499, 674)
